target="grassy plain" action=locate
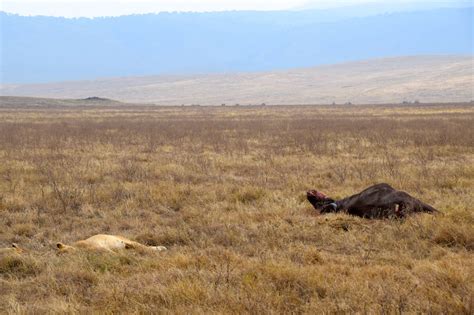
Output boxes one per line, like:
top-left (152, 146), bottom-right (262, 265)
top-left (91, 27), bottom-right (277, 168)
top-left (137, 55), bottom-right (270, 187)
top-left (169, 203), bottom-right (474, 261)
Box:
top-left (0, 101), bottom-right (473, 313)
top-left (1, 56), bottom-right (472, 105)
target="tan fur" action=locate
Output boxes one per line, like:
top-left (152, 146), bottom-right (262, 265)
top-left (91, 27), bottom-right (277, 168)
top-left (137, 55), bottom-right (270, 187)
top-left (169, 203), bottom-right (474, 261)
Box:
top-left (56, 234), bottom-right (167, 254)
top-left (0, 243), bottom-right (24, 255)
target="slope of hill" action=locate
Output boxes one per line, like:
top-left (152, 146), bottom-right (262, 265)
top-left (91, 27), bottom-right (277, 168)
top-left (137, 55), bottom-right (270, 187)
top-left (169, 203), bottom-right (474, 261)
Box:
top-left (1, 56), bottom-right (472, 105)
top-left (1, 7), bottom-right (472, 83)
top-left (0, 96), bottom-right (123, 107)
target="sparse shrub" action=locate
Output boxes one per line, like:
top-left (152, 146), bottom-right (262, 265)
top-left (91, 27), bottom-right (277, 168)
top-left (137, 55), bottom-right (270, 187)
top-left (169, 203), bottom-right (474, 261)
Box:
top-left (260, 263), bottom-right (326, 305)
top-left (86, 253), bottom-right (137, 274)
top-left (110, 184), bottom-right (134, 203)
top-left (54, 269), bottom-right (98, 297)
top-left (232, 187), bottom-right (266, 204)
top-left (119, 159), bottom-right (145, 182)
top-left (432, 222), bottom-right (474, 250)
top-left (289, 245), bottom-right (323, 265)
top-left (0, 255), bottom-right (42, 278)
top-left (35, 159), bottom-right (85, 214)
top-left (13, 223), bottom-right (36, 237)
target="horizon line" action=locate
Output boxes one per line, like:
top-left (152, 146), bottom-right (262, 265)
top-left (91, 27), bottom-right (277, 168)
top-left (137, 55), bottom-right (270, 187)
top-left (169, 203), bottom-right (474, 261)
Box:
top-left (1, 3), bottom-right (472, 19)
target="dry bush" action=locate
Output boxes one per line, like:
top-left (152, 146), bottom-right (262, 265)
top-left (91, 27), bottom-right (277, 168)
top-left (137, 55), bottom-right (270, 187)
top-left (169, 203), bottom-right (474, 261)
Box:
top-left (0, 103), bottom-right (473, 313)
top-left (0, 255), bottom-right (43, 278)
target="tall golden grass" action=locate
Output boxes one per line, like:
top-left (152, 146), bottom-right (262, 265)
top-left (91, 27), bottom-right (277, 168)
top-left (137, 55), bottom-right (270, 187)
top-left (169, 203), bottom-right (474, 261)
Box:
top-left (0, 103), bottom-right (473, 313)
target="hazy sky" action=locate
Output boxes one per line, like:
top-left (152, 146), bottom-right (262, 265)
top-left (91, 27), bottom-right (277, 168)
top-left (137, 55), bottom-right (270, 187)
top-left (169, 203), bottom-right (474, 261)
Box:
top-left (0, 0), bottom-right (468, 17)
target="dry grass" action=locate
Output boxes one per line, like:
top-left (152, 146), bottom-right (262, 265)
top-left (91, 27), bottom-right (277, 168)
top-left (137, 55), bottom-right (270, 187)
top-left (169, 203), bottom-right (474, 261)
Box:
top-left (0, 102), bottom-right (473, 313)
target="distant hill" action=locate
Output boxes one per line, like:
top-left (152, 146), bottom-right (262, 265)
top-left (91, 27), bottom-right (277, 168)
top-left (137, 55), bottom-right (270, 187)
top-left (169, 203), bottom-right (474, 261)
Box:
top-left (0, 96), bottom-right (123, 107)
top-left (1, 56), bottom-right (472, 105)
top-left (0, 7), bottom-right (472, 83)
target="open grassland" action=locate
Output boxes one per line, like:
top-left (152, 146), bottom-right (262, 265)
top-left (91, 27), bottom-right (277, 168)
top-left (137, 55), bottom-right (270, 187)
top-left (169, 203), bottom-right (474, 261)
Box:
top-left (0, 103), bottom-right (473, 313)
top-left (2, 56), bottom-right (472, 105)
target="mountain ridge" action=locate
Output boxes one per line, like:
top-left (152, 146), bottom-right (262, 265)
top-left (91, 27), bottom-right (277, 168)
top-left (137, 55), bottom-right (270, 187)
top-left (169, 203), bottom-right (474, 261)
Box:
top-left (1, 7), bottom-right (472, 83)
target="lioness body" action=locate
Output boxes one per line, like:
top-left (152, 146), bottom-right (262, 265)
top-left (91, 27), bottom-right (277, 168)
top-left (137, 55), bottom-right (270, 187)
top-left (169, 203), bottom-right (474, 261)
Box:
top-left (57, 234), bottom-right (166, 253)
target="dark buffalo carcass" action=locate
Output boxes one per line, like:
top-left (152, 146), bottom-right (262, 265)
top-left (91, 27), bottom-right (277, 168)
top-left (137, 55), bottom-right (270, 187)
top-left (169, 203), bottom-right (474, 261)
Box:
top-left (307, 183), bottom-right (440, 218)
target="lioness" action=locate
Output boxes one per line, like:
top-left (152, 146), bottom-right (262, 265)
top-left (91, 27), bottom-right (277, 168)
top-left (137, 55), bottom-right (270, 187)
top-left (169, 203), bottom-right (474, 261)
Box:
top-left (56, 234), bottom-right (167, 253)
top-left (0, 243), bottom-right (24, 255)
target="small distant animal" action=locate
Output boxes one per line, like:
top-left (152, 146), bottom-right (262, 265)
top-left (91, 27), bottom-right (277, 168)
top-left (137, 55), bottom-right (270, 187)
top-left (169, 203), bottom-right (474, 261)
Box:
top-left (0, 243), bottom-right (24, 255)
top-left (307, 183), bottom-right (440, 218)
top-left (56, 234), bottom-right (167, 254)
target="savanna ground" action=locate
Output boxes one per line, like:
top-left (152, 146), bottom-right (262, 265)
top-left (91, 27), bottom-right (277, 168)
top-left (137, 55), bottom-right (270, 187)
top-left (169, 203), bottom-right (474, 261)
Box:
top-left (0, 102), bottom-right (473, 313)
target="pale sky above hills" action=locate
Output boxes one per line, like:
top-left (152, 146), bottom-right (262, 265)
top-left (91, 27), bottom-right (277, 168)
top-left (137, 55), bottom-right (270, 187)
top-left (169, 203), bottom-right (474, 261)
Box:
top-left (0, 0), bottom-right (469, 17)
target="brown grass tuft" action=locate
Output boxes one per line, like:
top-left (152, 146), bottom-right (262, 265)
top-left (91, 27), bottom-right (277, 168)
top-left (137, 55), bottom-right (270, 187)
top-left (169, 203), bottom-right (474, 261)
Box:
top-left (0, 255), bottom-right (42, 278)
